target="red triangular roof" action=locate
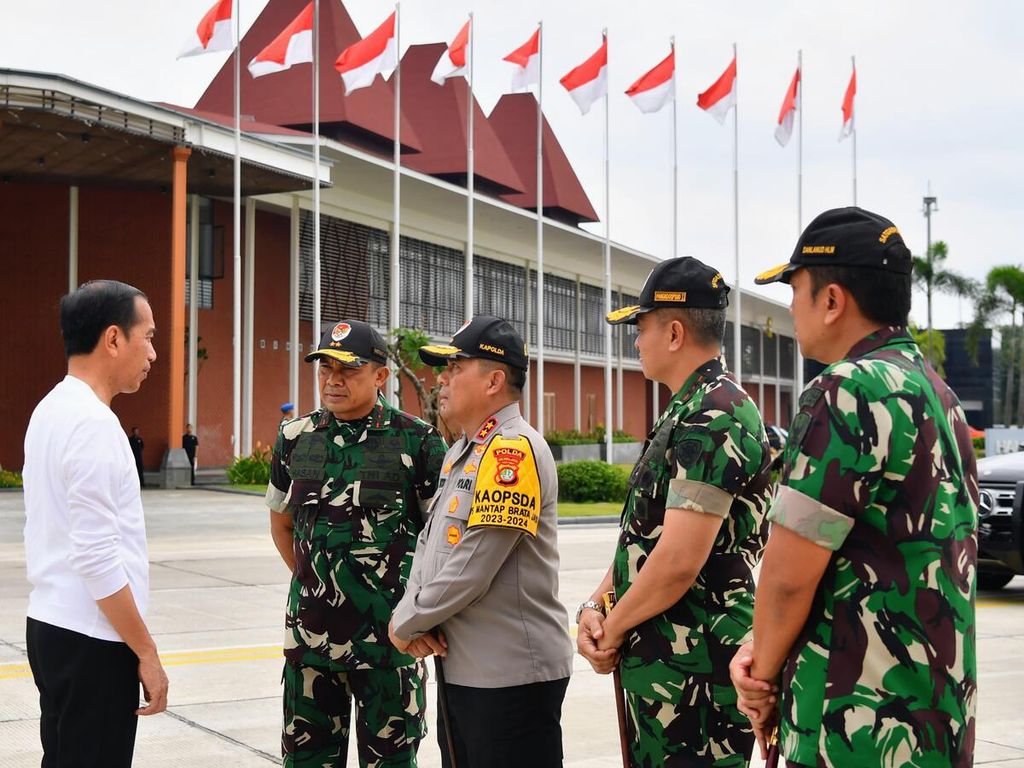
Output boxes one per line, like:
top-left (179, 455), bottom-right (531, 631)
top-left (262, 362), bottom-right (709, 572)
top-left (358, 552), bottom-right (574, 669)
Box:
top-left (194, 0), bottom-right (421, 154)
top-left (488, 93), bottom-right (599, 225)
top-left (399, 44), bottom-right (524, 195)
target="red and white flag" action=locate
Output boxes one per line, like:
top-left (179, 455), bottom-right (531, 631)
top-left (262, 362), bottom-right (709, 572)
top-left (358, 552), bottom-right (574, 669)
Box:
top-left (839, 66), bottom-right (857, 141)
top-left (248, 3), bottom-right (313, 78)
top-left (431, 19), bottom-right (470, 85)
top-left (774, 67), bottom-right (800, 146)
top-left (335, 11), bottom-right (397, 95)
top-left (625, 49), bottom-right (674, 114)
top-left (504, 28), bottom-right (540, 91)
top-left (697, 56), bottom-right (737, 124)
top-left (560, 37), bottom-right (608, 115)
top-left (178, 0), bottom-right (234, 59)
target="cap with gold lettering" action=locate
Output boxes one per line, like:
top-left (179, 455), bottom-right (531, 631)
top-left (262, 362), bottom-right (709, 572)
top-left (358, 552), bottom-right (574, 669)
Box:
top-left (420, 315), bottom-right (529, 371)
top-left (606, 256), bottom-right (730, 326)
top-left (755, 206), bottom-right (912, 285)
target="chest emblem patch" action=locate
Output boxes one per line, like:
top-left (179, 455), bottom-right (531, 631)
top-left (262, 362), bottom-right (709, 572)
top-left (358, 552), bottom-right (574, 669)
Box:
top-left (447, 525), bottom-right (462, 546)
top-left (448, 497), bottom-right (459, 514)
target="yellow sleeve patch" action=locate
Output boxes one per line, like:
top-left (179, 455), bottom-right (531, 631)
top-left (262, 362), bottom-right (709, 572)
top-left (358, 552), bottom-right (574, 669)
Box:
top-left (467, 435), bottom-right (541, 537)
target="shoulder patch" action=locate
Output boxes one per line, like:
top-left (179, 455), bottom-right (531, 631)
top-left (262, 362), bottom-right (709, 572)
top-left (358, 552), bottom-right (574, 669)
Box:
top-left (676, 438), bottom-right (703, 468)
top-left (798, 385), bottom-right (826, 412)
top-left (467, 435), bottom-right (541, 537)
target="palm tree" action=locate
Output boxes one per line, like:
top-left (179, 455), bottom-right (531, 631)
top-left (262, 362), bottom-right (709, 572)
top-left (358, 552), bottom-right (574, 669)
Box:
top-left (971, 266), bottom-right (1024, 425)
top-left (912, 241), bottom-right (977, 364)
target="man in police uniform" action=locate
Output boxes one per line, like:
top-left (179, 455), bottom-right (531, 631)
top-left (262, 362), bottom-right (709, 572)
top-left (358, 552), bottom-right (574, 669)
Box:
top-left (388, 315), bottom-right (573, 768)
top-left (266, 319), bottom-right (447, 768)
top-left (577, 257), bottom-right (773, 767)
top-left (731, 207), bottom-right (977, 766)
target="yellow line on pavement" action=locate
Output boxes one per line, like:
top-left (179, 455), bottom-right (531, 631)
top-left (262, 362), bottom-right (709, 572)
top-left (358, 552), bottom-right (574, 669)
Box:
top-left (0, 644), bottom-right (284, 681)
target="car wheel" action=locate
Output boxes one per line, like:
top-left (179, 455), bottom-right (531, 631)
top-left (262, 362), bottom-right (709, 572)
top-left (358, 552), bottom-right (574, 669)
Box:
top-left (977, 568), bottom-right (1016, 591)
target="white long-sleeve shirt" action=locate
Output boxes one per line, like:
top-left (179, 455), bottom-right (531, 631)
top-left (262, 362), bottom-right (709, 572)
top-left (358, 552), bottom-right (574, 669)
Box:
top-left (23, 375), bottom-right (149, 642)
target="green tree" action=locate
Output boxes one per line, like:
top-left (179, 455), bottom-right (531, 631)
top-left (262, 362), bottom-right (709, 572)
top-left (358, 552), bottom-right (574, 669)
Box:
top-left (912, 241), bottom-right (976, 363)
top-left (385, 327), bottom-right (444, 430)
top-left (970, 266), bottom-right (1024, 425)
top-left (910, 326), bottom-right (946, 377)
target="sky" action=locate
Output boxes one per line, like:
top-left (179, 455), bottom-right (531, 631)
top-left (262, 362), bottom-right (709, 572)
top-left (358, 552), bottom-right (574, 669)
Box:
top-left (3, 0), bottom-right (1022, 330)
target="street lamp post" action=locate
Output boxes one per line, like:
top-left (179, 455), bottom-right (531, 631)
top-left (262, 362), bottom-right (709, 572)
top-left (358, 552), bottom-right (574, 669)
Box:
top-left (922, 186), bottom-right (939, 358)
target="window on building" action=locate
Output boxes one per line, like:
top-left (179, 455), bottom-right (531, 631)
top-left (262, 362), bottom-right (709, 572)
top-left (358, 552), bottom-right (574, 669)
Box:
top-left (579, 283), bottom-right (606, 355)
top-left (763, 331), bottom-right (778, 377)
top-left (741, 324), bottom-right (761, 376)
top-left (724, 321), bottom-right (736, 370)
top-left (399, 237), bottom-right (464, 337)
top-left (528, 270), bottom-right (577, 352)
top-left (184, 196), bottom-right (219, 309)
top-left (617, 291), bottom-right (640, 360)
top-left (474, 256), bottom-right (527, 337)
top-left (780, 336), bottom-right (796, 380)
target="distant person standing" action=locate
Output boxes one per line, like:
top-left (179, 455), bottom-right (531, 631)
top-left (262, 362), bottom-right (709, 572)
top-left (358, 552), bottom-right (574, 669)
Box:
top-left (128, 427), bottom-right (144, 488)
top-left (182, 424), bottom-right (199, 486)
top-left (279, 402), bottom-right (295, 428)
top-left (23, 279), bottom-right (168, 768)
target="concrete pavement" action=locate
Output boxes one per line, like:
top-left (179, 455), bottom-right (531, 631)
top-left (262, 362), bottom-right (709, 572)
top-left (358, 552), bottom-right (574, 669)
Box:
top-left (1, 489), bottom-right (1022, 767)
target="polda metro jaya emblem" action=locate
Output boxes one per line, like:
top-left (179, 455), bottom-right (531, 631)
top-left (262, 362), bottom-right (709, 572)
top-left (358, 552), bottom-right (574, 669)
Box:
top-left (493, 446), bottom-right (526, 487)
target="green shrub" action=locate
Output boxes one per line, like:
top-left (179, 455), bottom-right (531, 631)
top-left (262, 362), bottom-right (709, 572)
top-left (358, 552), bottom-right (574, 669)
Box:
top-left (545, 427), bottom-right (637, 445)
top-left (972, 435), bottom-right (985, 460)
top-left (227, 443), bottom-right (271, 486)
top-left (558, 460), bottom-right (630, 503)
top-left (0, 467), bottom-right (23, 488)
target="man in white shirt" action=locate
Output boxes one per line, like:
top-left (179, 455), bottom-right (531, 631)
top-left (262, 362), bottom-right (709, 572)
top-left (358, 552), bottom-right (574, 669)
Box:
top-left (23, 279), bottom-right (168, 768)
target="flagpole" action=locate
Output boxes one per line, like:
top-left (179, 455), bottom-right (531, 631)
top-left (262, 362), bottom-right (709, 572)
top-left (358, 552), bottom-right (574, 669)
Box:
top-left (389, 2), bottom-right (401, 405)
top-left (465, 12), bottom-right (474, 323)
top-left (797, 49), bottom-right (803, 234)
top-left (536, 21), bottom-right (545, 435)
top-left (603, 29), bottom-right (613, 463)
top-left (232, 0), bottom-right (242, 457)
top-left (732, 42), bottom-right (741, 386)
top-left (312, 0), bottom-right (322, 408)
top-left (671, 36), bottom-right (677, 258)
top-left (851, 55), bottom-right (857, 206)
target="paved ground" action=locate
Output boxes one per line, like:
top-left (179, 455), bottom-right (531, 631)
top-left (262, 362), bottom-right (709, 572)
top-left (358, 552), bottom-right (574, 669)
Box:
top-left (1, 488), bottom-right (1022, 767)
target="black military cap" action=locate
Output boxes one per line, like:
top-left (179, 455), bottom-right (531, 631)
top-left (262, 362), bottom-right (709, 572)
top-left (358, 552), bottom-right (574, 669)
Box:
top-left (419, 315), bottom-right (529, 371)
top-left (755, 206), bottom-right (912, 285)
top-left (304, 320), bottom-right (388, 367)
top-left (606, 256), bottom-right (730, 325)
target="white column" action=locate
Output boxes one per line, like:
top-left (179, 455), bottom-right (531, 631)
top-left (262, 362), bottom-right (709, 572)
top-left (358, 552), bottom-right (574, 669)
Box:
top-left (758, 325), bottom-right (764, 414)
top-left (574, 275), bottom-right (582, 432)
top-left (651, 379), bottom-right (659, 425)
top-left (616, 287), bottom-right (624, 431)
top-left (188, 195), bottom-right (200, 428)
top-left (242, 197), bottom-right (256, 455)
top-left (523, 258), bottom-right (532, 424)
top-left (68, 186), bottom-right (79, 292)
top-left (775, 333), bottom-right (782, 425)
top-left (290, 196), bottom-right (301, 413)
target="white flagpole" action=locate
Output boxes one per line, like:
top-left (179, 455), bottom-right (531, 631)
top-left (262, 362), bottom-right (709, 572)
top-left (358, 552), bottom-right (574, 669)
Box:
top-left (232, 0), bottom-right (242, 457)
top-left (603, 29), bottom-right (613, 463)
top-left (671, 36), bottom-right (678, 258)
top-left (732, 42), bottom-right (742, 385)
top-left (389, 3), bottom-right (401, 405)
top-left (851, 55), bottom-right (858, 206)
top-left (465, 13), bottom-right (474, 323)
top-left (312, 0), bottom-right (322, 408)
top-left (797, 49), bottom-right (803, 234)
top-left (536, 21), bottom-right (545, 435)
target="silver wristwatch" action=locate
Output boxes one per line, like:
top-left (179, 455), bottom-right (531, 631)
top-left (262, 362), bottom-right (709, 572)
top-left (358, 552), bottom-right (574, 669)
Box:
top-left (575, 599), bottom-right (605, 625)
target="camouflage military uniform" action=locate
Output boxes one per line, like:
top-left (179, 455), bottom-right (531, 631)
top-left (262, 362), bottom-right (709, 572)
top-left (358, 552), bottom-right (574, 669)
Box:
top-left (613, 356), bottom-right (772, 767)
top-left (769, 327), bottom-right (977, 767)
top-left (266, 397), bottom-right (447, 768)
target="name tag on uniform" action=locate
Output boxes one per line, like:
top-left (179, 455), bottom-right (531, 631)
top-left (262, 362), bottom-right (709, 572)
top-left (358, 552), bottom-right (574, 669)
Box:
top-left (468, 435), bottom-right (541, 537)
top-left (288, 432), bottom-right (328, 481)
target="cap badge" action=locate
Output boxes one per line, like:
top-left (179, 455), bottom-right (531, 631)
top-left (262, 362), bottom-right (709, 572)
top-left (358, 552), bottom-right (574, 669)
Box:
top-left (879, 226), bottom-right (899, 244)
top-left (711, 272), bottom-right (723, 288)
top-left (331, 322), bottom-right (352, 342)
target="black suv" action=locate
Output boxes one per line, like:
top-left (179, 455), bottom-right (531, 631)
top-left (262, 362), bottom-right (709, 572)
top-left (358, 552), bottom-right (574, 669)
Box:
top-left (977, 451), bottom-right (1024, 590)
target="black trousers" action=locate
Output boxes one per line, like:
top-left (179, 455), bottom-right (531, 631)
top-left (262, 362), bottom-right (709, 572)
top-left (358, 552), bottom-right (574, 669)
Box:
top-left (437, 676), bottom-right (569, 768)
top-left (26, 618), bottom-right (141, 768)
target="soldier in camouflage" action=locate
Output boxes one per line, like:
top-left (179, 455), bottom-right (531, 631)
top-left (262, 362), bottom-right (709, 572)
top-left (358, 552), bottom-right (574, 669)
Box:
top-left (732, 207), bottom-right (978, 767)
top-left (266, 320), bottom-right (447, 768)
top-left (578, 256), bottom-right (773, 767)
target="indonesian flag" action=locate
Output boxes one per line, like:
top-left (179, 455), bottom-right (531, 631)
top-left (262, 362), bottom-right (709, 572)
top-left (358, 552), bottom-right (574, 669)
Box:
top-left (697, 56), bottom-right (737, 124)
top-left (431, 19), bottom-right (470, 85)
top-left (248, 3), bottom-right (313, 78)
top-left (774, 67), bottom-right (800, 146)
top-left (178, 0), bottom-right (234, 59)
top-left (335, 11), bottom-right (397, 96)
top-left (625, 49), bottom-right (674, 114)
top-left (560, 37), bottom-right (608, 115)
top-left (839, 66), bottom-right (857, 141)
top-left (504, 28), bottom-right (540, 91)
